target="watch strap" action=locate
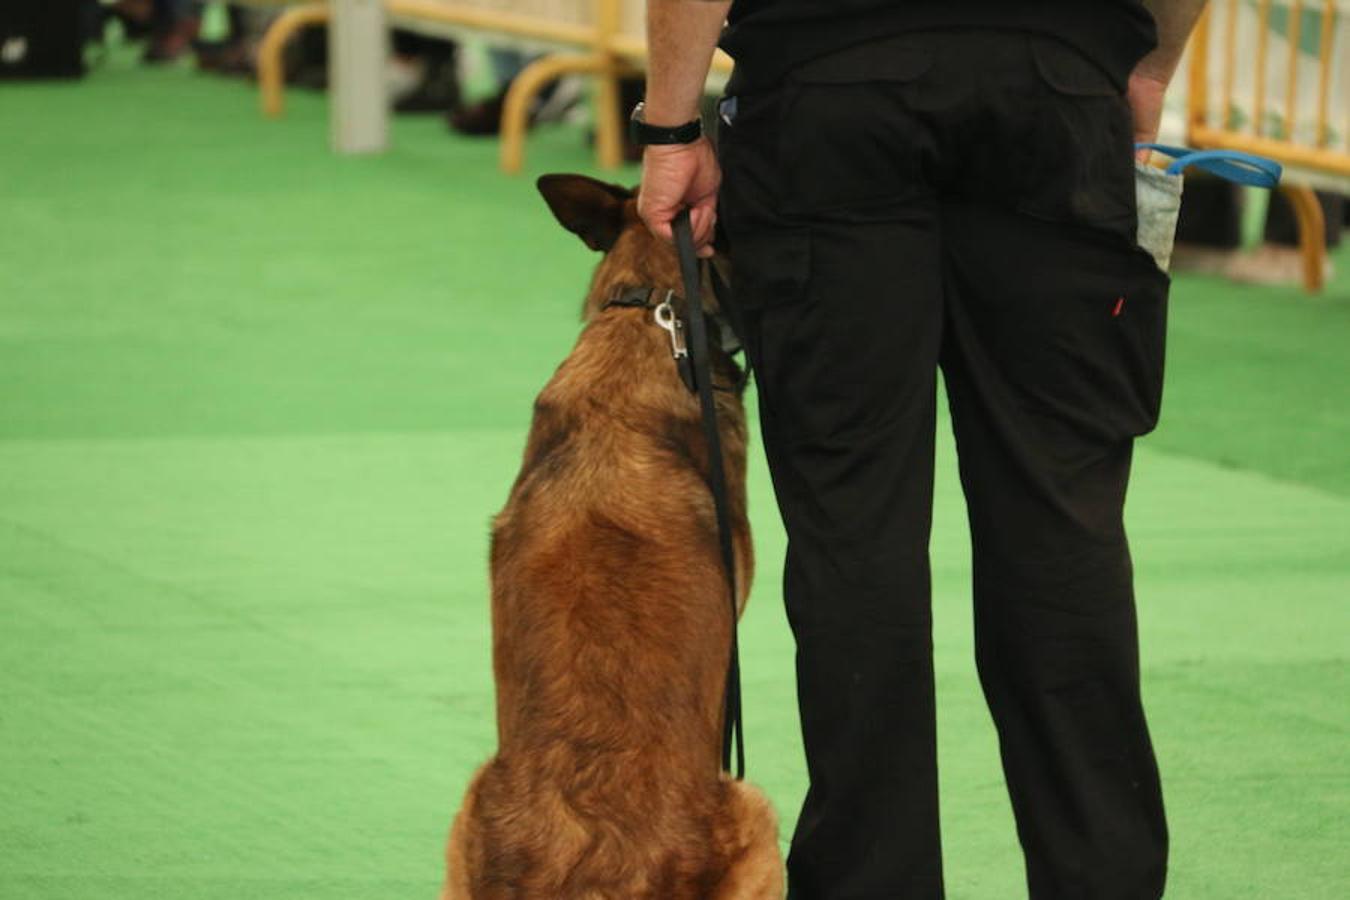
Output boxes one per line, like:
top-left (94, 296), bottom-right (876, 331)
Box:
top-left (630, 101), bottom-right (703, 146)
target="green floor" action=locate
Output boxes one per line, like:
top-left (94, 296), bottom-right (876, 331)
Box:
top-left (2, 56), bottom-right (1347, 899)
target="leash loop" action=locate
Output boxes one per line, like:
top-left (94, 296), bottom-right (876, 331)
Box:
top-left (1135, 142), bottom-right (1283, 187)
top-left (673, 209), bottom-right (746, 781)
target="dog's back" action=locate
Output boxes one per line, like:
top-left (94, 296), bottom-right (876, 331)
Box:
top-left (442, 177), bottom-right (781, 899)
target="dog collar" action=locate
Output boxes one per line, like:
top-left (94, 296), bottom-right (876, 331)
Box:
top-left (599, 286), bottom-right (745, 395)
top-left (602, 286), bottom-right (666, 311)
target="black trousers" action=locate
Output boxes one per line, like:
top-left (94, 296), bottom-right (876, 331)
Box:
top-left (717, 31), bottom-right (1169, 899)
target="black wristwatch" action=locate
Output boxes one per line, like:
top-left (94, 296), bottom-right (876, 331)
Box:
top-left (629, 101), bottom-right (703, 146)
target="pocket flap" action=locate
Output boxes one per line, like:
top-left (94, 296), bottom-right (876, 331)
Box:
top-left (1030, 40), bottom-right (1120, 97)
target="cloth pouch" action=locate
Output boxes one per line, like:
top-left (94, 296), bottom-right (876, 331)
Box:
top-left (1132, 143), bottom-right (1284, 273)
top-left (1135, 163), bottom-right (1184, 272)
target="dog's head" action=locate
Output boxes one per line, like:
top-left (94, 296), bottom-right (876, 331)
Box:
top-left (537, 174), bottom-right (731, 328)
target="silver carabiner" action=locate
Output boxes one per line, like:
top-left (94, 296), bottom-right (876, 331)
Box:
top-left (654, 292), bottom-right (688, 360)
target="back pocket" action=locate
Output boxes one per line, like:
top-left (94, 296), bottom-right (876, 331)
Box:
top-left (779, 40), bottom-right (935, 216)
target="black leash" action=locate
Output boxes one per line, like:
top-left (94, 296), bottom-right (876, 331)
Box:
top-left (672, 210), bottom-right (746, 780)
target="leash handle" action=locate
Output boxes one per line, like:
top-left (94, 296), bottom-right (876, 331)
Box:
top-left (1136, 142), bottom-right (1283, 188)
top-left (673, 209), bottom-right (746, 781)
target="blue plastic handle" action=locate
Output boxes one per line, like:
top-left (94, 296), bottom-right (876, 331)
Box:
top-left (1135, 143), bottom-right (1283, 188)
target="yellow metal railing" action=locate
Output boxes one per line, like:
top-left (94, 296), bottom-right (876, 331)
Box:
top-left (1187, 0), bottom-right (1350, 290)
top-left (256, 0), bottom-right (734, 173)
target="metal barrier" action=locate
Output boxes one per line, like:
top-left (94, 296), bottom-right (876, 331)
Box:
top-left (255, 0), bottom-right (733, 173)
top-left (1187, 0), bottom-right (1350, 290)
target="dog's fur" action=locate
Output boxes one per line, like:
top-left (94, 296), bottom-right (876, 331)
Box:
top-left (441, 176), bottom-right (783, 899)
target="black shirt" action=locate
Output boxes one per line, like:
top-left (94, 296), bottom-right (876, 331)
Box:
top-left (722, 0), bottom-right (1158, 93)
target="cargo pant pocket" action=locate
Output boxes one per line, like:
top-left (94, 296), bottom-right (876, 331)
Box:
top-left (1020, 38), bottom-right (1137, 238)
top-left (718, 226), bottom-right (813, 428)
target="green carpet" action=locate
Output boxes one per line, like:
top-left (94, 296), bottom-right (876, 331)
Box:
top-left (2, 55), bottom-right (1347, 899)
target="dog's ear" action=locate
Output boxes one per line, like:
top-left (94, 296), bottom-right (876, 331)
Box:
top-left (537, 174), bottom-right (633, 252)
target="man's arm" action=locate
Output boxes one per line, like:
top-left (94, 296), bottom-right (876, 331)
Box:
top-left (1131, 0), bottom-right (1209, 159)
top-left (638, 0), bottom-right (732, 255)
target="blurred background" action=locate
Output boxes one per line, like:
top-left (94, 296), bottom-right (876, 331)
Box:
top-left (1, 2), bottom-right (1346, 898)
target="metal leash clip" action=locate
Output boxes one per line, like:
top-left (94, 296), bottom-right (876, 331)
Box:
top-left (654, 292), bottom-right (688, 361)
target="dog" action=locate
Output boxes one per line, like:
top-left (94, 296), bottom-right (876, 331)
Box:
top-left (441, 174), bottom-right (783, 899)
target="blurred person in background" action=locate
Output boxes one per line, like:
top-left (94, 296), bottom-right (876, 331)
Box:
top-left (147, 0), bottom-right (200, 62)
top-left (105, 0), bottom-right (202, 63)
top-left (107, 0), bottom-right (199, 63)
top-left (449, 46), bottom-right (589, 136)
top-left (194, 3), bottom-right (259, 75)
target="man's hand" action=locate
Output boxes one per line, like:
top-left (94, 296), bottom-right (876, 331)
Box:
top-left (638, 137), bottom-right (721, 258)
top-left (1131, 0), bottom-right (1210, 161)
top-left (641, 0), bottom-right (731, 256)
top-left (1128, 71), bottom-right (1169, 161)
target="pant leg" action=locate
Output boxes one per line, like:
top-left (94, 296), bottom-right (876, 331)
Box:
top-left (889, 30), bottom-right (1170, 897)
top-left (772, 217), bottom-right (945, 900)
top-left (718, 72), bottom-right (946, 898)
top-left (939, 193), bottom-right (1169, 899)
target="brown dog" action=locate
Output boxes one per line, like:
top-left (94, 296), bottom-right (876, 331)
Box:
top-left (441, 175), bottom-right (783, 899)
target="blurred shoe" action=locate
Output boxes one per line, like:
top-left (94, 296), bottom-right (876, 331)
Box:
top-left (195, 41), bottom-right (252, 77)
top-left (449, 75), bottom-right (583, 136)
top-left (144, 17), bottom-right (199, 64)
top-left (449, 91), bottom-right (509, 136)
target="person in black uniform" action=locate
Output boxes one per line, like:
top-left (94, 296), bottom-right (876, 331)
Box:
top-left (635, 2), bottom-right (1208, 897)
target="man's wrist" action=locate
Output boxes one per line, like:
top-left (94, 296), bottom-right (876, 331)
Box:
top-left (641, 103), bottom-right (701, 127)
top-left (643, 135), bottom-right (710, 156)
top-left (1130, 63), bottom-right (1172, 89)
top-left (630, 101), bottom-right (704, 146)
